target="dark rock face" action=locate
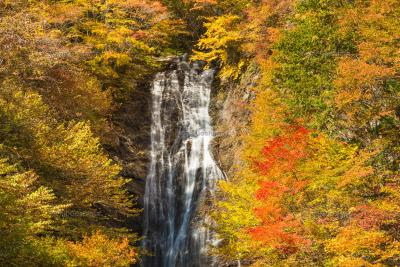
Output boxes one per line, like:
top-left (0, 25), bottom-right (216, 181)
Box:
top-left (106, 82), bottom-right (152, 233)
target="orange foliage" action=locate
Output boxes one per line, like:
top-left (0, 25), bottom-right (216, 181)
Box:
top-left (335, 0), bottom-right (399, 124)
top-left (114, 0), bottom-right (167, 13)
top-left (249, 217), bottom-right (310, 255)
top-left (244, 0), bottom-right (293, 73)
top-left (334, 57), bottom-right (395, 107)
top-left (67, 230), bottom-right (137, 266)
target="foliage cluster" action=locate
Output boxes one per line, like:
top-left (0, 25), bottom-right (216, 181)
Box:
top-left (196, 0), bottom-right (400, 266)
top-left (0, 0), bottom-right (187, 265)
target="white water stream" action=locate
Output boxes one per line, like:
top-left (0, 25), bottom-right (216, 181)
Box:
top-left (142, 57), bottom-right (223, 267)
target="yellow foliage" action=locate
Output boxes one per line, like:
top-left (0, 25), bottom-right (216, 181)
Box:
top-left (0, 83), bottom-right (135, 236)
top-left (67, 230), bottom-right (137, 266)
top-left (214, 86), bottom-right (394, 264)
top-left (193, 15), bottom-right (245, 80)
top-left (326, 225), bottom-right (389, 266)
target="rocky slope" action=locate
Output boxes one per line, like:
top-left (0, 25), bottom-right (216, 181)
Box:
top-left (211, 65), bottom-right (259, 178)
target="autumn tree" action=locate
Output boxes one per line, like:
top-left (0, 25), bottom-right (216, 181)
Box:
top-left (193, 0), bottom-right (293, 81)
top-left (0, 152), bottom-right (67, 266)
top-left (0, 1), bottom-right (146, 264)
top-left (333, 0), bottom-right (400, 171)
top-left (45, 0), bottom-right (186, 100)
top-left (67, 230), bottom-right (137, 266)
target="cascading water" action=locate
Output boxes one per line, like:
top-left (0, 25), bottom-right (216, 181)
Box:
top-left (142, 56), bottom-right (224, 267)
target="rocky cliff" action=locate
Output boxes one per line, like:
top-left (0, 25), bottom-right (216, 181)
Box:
top-left (211, 65), bottom-right (258, 178)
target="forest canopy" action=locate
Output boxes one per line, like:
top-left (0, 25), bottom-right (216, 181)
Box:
top-left (198, 0), bottom-right (400, 266)
top-left (0, 0), bottom-right (181, 264)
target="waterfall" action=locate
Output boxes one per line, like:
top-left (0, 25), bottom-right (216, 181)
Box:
top-left (142, 56), bottom-right (224, 267)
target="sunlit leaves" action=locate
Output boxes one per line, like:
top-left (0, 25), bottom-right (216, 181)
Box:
top-left (193, 15), bottom-right (245, 80)
top-left (67, 230), bottom-right (137, 266)
top-left (0, 155), bottom-right (67, 265)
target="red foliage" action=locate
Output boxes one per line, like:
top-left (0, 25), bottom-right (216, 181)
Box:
top-left (254, 126), bottom-right (309, 175)
top-left (248, 215), bottom-right (311, 255)
top-left (255, 181), bottom-right (288, 200)
top-left (249, 126), bottom-right (311, 255)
